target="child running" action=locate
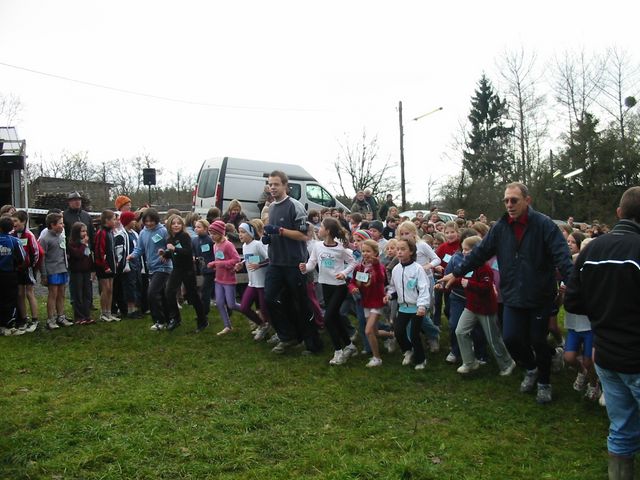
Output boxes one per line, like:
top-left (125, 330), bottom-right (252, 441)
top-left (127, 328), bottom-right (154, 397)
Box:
top-left (349, 239), bottom-right (387, 367)
top-left (236, 220), bottom-right (271, 341)
top-left (454, 236), bottom-right (516, 376)
top-left (300, 217), bottom-right (357, 365)
top-left (385, 237), bottom-right (431, 370)
top-left (207, 220), bottom-right (241, 336)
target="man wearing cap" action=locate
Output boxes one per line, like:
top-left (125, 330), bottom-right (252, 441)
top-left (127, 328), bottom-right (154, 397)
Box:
top-left (63, 191), bottom-right (95, 247)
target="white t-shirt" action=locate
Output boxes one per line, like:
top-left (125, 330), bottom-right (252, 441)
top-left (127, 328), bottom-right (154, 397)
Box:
top-left (242, 240), bottom-right (269, 288)
top-left (304, 241), bottom-right (356, 286)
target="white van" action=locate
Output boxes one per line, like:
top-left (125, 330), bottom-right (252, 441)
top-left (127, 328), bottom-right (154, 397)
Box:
top-left (192, 157), bottom-right (348, 219)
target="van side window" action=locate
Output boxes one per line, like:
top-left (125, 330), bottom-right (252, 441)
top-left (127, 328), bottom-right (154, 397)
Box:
top-left (288, 183), bottom-right (302, 200)
top-left (198, 168), bottom-right (219, 198)
top-left (306, 184), bottom-right (335, 207)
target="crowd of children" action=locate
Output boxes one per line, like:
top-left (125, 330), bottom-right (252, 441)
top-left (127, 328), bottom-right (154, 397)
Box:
top-left (0, 200), bottom-right (605, 405)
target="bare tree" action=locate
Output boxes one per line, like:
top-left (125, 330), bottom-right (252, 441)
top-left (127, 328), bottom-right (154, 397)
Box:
top-left (332, 130), bottom-right (398, 199)
top-left (498, 48), bottom-right (548, 185)
top-left (551, 50), bottom-right (604, 143)
top-left (0, 92), bottom-right (22, 126)
top-left (596, 47), bottom-right (640, 184)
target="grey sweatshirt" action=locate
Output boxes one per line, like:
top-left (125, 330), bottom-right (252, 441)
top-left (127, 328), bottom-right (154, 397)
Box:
top-left (39, 228), bottom-right (68, 276)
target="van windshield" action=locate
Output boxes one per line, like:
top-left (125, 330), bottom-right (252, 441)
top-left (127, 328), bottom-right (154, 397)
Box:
top-left (288, 183), bottom-right (301, 200)
top-left (198, 168), bottom-right (219, 198)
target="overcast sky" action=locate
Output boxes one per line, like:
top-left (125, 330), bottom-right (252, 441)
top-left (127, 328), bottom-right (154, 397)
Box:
top-left (1, 0), bottom-right (638, 203)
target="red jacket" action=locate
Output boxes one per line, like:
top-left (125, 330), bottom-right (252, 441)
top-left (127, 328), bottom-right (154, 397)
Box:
top-left (349, 259), bottom-right (386, 308)
top-left (436, 240), bottom-right (460, 269)
top-left (458, 262), bottom-right (497, 315)
top-left (11, 228), bottom-right (40, 270)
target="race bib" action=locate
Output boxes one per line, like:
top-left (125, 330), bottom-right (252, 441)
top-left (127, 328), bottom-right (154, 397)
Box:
top-left (84, 246), bottom-right (91, 256)
top-left (491, 259), bottom-right (499, 270)
top-left (321, 257), bottom-right (335, 269)
top-left (152, 233), bottom-right (162, 244)
top-left (201, 244), bottom-right (211, 253)
top-left (407, 278), bottom-right (417, 289)
top-left (215, 250), bottom-right (225, 260)
top-left (20, 238), bottom-right (28, 246)
top-left (248, 255), bottom-right (261, 264)
top-left (59, 239), bottom-right (66, 249)
top-left (355, 271), bottom-right (370, 283)
top-left (175, 242), bottom-right (182, 249)
top-left (464, 271), bottom-right (474, 278)
top-left (443, 253), bottom-right (452, 263)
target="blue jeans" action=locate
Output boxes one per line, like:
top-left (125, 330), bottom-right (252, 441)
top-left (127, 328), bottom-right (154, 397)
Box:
top-left (596, 364), bottom-right (640, 456)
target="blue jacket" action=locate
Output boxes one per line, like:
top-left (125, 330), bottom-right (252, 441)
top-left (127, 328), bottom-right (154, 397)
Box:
top-left (131, 224), bottom-right (172, 274)
top-left (0, 233), bottom-right (26, 273)
top-left (453, 206), bottom-right (572, 309)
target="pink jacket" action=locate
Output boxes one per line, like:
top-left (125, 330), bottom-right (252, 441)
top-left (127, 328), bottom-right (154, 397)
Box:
top-left (208, 238), bottom-right (240, 284)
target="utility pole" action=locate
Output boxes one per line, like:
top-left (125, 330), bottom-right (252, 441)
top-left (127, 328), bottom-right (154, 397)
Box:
top-left (398, 101), bottom-right (406, 211)
top-left (549, 149), bottom-right (555, 218)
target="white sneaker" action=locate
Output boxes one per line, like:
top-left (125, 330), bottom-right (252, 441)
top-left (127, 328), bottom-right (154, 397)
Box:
top-left (499, 360), bottom-right (517, 376)
top-left (217, 327), bottom-right (232, 336)
top-left (366, 357), bottom-right (383, 368)
top-left (445, 352), bottom-right (458, 364)
top-left (402, 350), bottom-right (414, 366)
top-left (100, 314), bottom-right (113, 323)
top-left (57, 316), bottom-right (74, 327)
top-left (11, 328), bottom-right (26, 336)
top-left (329, 350), bottom-right (346, 365)
top-left (0, 327), bottom-right (12, 336)
top-left (46, 319), bottom-right (60, 330)
top-left (343, 343), bottom-right (358, 358)
top-left (573, 371), bottom-right (587, 391)
top-left (109, 314), bottom-right (121, 322)
top-left (415, 360), bottom-right (428, 370)
top-left (585, 383), bottom-right (602, 402)
top-left (25, 321), bottom-right (39, 333)
top-left (457, 361), bottom-right (480, 374)
top-left (253, 324), bottom-right (270, 342)
top-left (150, 323), bottom-right (163, 331)
top-left (267, 333), bottom-right (280, 345)
top-left (428, 337), bottom-right (440, 353)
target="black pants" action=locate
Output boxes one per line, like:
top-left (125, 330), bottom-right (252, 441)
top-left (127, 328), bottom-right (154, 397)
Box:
top-left (394, 311), bottom-right (426, 364)
top-left (322, 283), bottom-right (350, 350)
top-left (0, 272), bottom-right (18, 327)
top-left (265, 265), bottom-right (322, 352)
top-left (70, 272), bottom-right (92, 320)
top-left (111, 272), bottom-right (128, 316)
top-left (148, 272), bottom-right (170, 325)
top-left (165, 267), bottom-right (206, 325)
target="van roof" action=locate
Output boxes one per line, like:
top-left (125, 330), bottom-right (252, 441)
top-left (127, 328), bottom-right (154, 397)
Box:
top-left (202, 157), bottom-right (315, 181)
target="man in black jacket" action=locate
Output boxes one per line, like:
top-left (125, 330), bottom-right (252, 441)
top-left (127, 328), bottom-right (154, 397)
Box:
top-left (63, 191), bottom-right (95, 246)
top-left (443, 182), bottom-right (573, 404)
top-left (565, 186), bottom-right (640, 480)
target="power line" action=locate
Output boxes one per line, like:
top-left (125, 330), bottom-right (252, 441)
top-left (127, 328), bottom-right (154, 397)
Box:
top-left (0, 60), bottom-right (326, 112)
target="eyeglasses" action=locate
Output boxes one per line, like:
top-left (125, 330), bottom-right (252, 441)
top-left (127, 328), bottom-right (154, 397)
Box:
top-left (503, 197), bottom-right (520, 205)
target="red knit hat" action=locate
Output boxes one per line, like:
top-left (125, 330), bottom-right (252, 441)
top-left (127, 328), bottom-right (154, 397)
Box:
top-left (208, 220), bottom-right (226, 236)
top-left (119, 211), bottom-right (136, 227)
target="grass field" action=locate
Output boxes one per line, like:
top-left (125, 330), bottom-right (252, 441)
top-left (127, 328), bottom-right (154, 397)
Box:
top-left (1, 303), bottom-right (610, 479)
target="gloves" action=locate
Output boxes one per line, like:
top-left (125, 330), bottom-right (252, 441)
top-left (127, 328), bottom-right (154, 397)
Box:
top-left (264, 224), bottom-right (281, 235)
top-left (261, 234), bottom-right (271, 245)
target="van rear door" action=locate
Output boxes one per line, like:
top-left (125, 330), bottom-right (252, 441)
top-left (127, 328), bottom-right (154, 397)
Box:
top-left (195, 167), bottom-right (220, 210)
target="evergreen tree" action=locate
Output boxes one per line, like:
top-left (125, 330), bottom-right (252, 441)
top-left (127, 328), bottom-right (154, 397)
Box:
top-left (463, 75), bottom-right (514, 183)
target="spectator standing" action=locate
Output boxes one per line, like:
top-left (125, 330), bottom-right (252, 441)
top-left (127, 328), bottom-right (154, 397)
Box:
top-left (351, 191), bottom-right (373, 217)
top-left (564, 186), bottom-right (640, 480)
top-left (378, 194), bottom-right (397, 221)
